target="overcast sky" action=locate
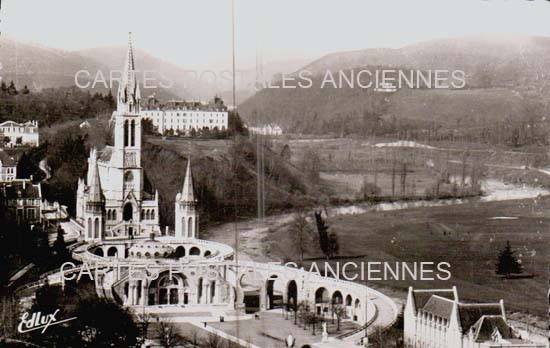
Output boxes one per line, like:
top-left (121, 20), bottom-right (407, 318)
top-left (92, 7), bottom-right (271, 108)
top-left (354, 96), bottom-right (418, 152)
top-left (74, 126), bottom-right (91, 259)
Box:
top-left (3, 0), bottom-right (550, 70)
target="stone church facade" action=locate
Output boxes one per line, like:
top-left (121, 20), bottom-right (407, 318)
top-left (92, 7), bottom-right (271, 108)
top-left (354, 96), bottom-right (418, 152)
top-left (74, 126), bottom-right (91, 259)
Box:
top-left (76, 34), bottom-right (186, 240)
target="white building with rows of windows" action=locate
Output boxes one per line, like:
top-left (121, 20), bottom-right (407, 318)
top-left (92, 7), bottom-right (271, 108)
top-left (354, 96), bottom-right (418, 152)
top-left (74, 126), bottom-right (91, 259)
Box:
top-left (140, 98), bottom-right (228, 135)
top-left (0, 120), bottom-right (39, 147)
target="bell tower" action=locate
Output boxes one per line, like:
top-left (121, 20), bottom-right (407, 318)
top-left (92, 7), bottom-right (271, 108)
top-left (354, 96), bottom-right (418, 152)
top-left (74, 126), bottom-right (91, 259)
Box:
top-left (111, 32), bottom-right (143, 202)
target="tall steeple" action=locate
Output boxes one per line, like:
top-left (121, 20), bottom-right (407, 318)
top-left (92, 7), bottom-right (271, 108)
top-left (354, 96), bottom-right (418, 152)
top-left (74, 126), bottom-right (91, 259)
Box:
top-left (181, 159), bottom-right (196, 203)
top-left (84, 148), bottom-right (105, 241)
top-left (117, 32), bottom-right (141, 114)
top-left (88, 159), bottom-right (104, 203)
top-left (175, 159), bottom-right (199, 239)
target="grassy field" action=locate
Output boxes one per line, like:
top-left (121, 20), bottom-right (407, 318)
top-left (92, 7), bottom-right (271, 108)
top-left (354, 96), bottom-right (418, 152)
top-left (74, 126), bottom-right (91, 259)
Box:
top-left (262, 196), bottom-right (550, 322)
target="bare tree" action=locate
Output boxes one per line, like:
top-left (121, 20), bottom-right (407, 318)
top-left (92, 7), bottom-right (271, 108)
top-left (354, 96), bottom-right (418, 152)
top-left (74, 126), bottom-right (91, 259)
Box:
top-left (291, 212), bottom-right (313, 262)
top-left (331, 304), bottom-right (347, 331)
top-left (297, 300), bottom-right (310, 328)
top-left (204, 332), bottom-right (223, 348)
top-left (185, 327), bottom-right (201, 347)
top-left (156, 321), bottom-right (183, 348)
top-left (400, 162), bottom-right (407, 195)
top-left (136, 311), bottom-right (153, 345)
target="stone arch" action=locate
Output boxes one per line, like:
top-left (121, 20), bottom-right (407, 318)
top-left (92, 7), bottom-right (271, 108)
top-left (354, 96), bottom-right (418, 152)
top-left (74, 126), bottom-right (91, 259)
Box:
top-left (197, 277), bottom-right (204, 303)
top-left (286, 280), bottom-right (298, 308)
top-left (107, 246), bottom-right (118, 257)
top-left (148, 271), bottom-right (188, 305)
top-left (315, 287), bottom-right (330, 315)
top-left (174, 246), bottom-right (186, 258)
top-left (145, 252), bottom-right (151, 258)
top-left (189, 246), bottom-right (200, 256)
top-left (204, 250), bottom-right (211, 257)
top-left (265, 278), bottom-right (275, 310)
top-left (107, 210), bottom-right (112, 220)
top-left (87, 218), bottom-right (92, 238)
top-left (345, 294), bottom-right (353, 306)
top-left (94, 248), bottom-right (104, 257)
top-left (123, 203), bottom-right (133, 221)
top-left (94, 217), bottom-right (100, 239)
top-left (315, 287), bottom-right (330, 304)
top-left (113, 210), bottom-right (117, 220)
top-left (332, 290), bottom-right (343, 305)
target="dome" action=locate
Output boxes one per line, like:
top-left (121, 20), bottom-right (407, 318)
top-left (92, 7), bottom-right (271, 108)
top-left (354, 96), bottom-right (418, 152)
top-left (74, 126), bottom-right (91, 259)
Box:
top-left (129, 239), bottom-right (174, 259)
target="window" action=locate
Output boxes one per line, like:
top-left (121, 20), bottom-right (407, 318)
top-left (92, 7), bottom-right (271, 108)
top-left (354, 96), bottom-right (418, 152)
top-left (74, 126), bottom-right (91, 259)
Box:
top-left (26, 208), bottom-right (36, 219)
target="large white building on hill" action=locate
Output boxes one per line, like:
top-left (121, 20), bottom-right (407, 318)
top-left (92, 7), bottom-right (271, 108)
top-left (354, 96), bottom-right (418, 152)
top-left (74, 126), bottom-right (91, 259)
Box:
top-left (140, 97), bottom-right (228, 135)
top-left (404, 286), bottom-right (543, 348)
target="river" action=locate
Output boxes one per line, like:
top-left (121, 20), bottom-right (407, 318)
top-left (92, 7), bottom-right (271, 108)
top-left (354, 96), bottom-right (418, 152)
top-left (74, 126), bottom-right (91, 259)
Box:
top-left (204, 178), bottom-right (549, 262)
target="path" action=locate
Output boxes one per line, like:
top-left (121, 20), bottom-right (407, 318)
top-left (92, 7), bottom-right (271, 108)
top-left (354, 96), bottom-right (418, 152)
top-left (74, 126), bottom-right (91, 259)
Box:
top-left (189, 320), bottom-right (263, 348)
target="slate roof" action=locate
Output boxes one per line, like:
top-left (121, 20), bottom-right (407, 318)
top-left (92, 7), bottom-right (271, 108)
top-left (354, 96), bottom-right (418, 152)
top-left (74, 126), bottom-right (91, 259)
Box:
top-left (422, 295), bottom-right (454, 320)
top-left (470, 316), bottom-right (513, 342)
top-left (1, 180), bottom-right (41, 200)
top-left (457, 303), bottom-right (504, 333)
top-left (0, 149), bottom-right (16, 166)
top-left (412, 289), bottom-right (456, 311)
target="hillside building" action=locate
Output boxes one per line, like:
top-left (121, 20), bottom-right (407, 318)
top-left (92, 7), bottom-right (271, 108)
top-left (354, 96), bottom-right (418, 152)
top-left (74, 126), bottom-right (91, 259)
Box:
top-left (0, 179), bottom-right (42, 224)
top-left (140, 97), bottom-right (228, 135)
top-left (0, 149), bottom-right (17, 182)
top-left (404, 286), bottom-right (543, 348)
top-left (248, 124), bottom-right (283, 136)
top-left (0, 120), bottom-right (39, 147)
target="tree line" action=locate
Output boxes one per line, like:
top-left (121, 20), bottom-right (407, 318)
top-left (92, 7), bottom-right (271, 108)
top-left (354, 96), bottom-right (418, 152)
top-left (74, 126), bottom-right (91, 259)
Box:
top-left (0, 82), bottom-right (115, 126)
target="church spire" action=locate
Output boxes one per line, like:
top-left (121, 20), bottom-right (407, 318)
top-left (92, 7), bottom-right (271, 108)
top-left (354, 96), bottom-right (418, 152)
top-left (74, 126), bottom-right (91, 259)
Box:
top-left (117, 32), bottom-right (140, 113)
top-left (180, 159), bottom-right (195, 203)
top-left (88, 154), bottom-right (103, 203)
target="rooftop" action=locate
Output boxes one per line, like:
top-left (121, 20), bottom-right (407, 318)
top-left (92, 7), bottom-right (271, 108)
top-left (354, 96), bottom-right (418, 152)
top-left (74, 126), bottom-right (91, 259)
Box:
top-left (0, 149), bottom-right (17, 166)
top-left (0, 180), bottom-right (41, 200)
top-left (142, 96), bottom-right (227, 112)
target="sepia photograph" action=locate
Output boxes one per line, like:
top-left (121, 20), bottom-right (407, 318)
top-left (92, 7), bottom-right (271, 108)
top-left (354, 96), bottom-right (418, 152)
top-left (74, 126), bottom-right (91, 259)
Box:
top-left (1, 0), bottom-right (550, 347)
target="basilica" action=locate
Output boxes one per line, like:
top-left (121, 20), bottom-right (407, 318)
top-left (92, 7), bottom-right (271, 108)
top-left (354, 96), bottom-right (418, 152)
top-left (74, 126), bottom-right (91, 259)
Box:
top-left (75, 34), bottom-right (196, 241)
